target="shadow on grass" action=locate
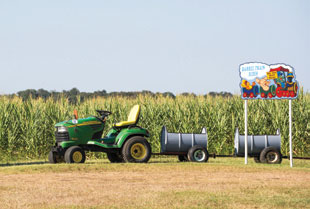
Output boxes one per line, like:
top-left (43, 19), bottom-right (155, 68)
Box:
top-left (0, 161), bottom-right (48, 167)
top-left (0, 159), bottom-right (179, 167)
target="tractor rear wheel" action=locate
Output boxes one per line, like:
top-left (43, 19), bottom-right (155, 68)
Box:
top-left (187, 146), bottom-right (209, 163)
top-left (122, 136), bottom-right (151, 163)
top-left (259, 147), bottom-right (282, 164)
top-left (107, 152), bottom-right (124, 163)
top-left (64, 146), bottom-right (86, 163)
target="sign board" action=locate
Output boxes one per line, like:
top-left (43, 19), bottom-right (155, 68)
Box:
top-left (239, 62), bottom-right (298, 167)
top-left (239, 63), bottom-right (299, 100)
top-left (266, 71), bottom-right (278, 80)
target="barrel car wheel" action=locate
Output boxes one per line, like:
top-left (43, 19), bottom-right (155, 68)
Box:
top-left (259, 147), bottom-right (282, 164)
top-left (187, 145), bottom-right (209, 163)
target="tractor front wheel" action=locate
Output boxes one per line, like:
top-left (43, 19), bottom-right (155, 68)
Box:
top-left (64, 146), bottom-right (86, 164)
top-left (122, 136), bottom-right (151, 163)
top-left (48, 151), bottom-right (64, 164)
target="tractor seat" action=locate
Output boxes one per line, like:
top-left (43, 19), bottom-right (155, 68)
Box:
top-left (113, 105), bottom-right (141, 128)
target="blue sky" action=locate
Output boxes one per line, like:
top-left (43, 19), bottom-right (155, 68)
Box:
top-left (0, 0), bottom-right (309, 95)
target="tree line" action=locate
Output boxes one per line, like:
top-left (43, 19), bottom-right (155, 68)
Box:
top-left (4, 88), bottom-right (232, 103)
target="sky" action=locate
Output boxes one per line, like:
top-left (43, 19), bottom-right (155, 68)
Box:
top-left (0, 0), bottom-right (309, 95)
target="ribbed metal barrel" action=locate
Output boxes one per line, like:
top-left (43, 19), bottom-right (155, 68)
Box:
top-left (160, 126), bottom-right (208, 153)
top-left (234, 128), bottom-right (281, 156)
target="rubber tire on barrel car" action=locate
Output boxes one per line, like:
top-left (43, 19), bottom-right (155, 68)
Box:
top-left (64, 146), bottom-right (86, 163)
top-left (107, 152), bottom-right (124, 163)
top-left (253, 156), bottom-right (260, 163)
top-left (187, 145), bottom-right (209, 163)
top-left (178, 155), bottom-right (189, 162)
top-left (122, 136), bottom-right (152, 163)
top-left (259, 147), bottom-right (282, 164)
top-left (48, 151), bottom-right (64, 163)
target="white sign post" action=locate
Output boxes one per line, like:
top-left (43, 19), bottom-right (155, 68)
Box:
top-left (239, 63), bottom-right (299, 167)
top-left (244, 100), bottom-right (248, 164)
top-left (289, 100), bottom-right (293, 167)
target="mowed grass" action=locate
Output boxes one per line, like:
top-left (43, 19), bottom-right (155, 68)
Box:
top-left (0, 157), bottom-right (310, 209)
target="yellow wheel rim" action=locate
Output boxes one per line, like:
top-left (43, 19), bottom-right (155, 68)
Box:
top-left (72, 151), bottom-right (83, 163)
top-left (130, 143), bottom-right (147, 160)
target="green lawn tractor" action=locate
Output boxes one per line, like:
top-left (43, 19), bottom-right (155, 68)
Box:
top-left (48, 105), bottom-right (152, 164)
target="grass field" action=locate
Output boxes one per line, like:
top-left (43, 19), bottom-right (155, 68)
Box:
top-left (1, 157), bottom-right (310, 209)
top-left (1, 94), bottom-right (310, 208)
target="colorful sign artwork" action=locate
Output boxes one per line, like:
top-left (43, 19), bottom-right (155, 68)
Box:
top-left (239, 63), bottom-right (299, 100)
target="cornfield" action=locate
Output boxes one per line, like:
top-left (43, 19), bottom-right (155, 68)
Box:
top-left (0, 92), bottom-right (310, 161)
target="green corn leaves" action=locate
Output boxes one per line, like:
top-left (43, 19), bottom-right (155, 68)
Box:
top-left (0, 93), bottom-right (309, 161)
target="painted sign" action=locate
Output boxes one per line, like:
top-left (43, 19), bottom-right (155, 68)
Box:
top-left (239, 62), bottom-right (299, 100)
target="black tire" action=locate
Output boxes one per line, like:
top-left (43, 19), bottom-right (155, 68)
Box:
top-left (107, 152), bottom-right (124, 163)
top-left (48, 151), bottom-right (57, 164)
top-left (254, 156), bottom-right (260, 163)
top-left (64, 146), bottom-right (86, 163)
top-left (48, 151), bottom-right (64, 163)
top-left (187, 146), bottom-right (209, 163)
top-left (122, 136), bottom-right (151, 163)
top-left (178, 155), bottom-right (188, 162)
top-left (259, 147), bottom-right (282, 164)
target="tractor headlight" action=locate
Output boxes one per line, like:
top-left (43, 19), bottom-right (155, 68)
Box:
top-left (57, 126), bottom-right (68, 133)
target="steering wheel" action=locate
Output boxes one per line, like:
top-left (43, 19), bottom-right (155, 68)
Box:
top-left (93, 110), bottom-right (112, 123)
top-left (96, 110), bottom-right (112, 116)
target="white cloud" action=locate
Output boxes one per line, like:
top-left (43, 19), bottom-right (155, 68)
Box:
top-left (239, 62), bottom-right (270, 81)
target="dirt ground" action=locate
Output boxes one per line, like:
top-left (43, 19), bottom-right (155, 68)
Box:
top-left (0, 158), bottom-right (310, 209)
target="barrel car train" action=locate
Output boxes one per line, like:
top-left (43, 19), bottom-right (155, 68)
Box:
top-left (49, 105), bottom-right (284, 165)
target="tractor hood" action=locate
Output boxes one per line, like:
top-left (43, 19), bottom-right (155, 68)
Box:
top-left (54, 116), bottom-right (105, 148)
top-left (55, 116), bottom-right (102, 128)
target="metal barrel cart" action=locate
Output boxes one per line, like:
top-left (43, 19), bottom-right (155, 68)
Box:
top-left (152, 126), bottom-right (209, 162)
top-left (234, 128), bottom-right (282, 164)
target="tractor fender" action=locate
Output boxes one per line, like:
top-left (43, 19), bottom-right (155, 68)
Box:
top-left (115, 128), bottom-right (149, 148)
top-left (60, 141), bottom-right (80, 149)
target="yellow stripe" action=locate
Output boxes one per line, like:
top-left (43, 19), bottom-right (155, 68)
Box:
top-left (68, 121), bottom-right (102, 127)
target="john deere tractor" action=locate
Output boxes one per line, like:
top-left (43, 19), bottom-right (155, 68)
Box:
top-left (48, 105), bottom-right (152, 163)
